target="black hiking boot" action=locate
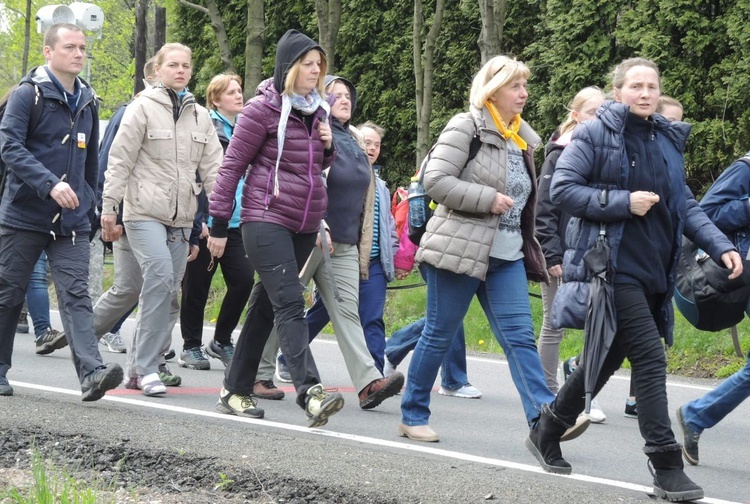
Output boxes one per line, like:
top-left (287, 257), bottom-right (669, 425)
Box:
top-left (645, 444), bottom-right (704, 502)
top-left (525, 404), bottom-right (572, 475)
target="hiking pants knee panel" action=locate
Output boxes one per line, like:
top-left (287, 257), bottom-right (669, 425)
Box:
top-left (125, 221), bottom-right (189, 376)
top-left (46, 232), bottom-right (104, 381)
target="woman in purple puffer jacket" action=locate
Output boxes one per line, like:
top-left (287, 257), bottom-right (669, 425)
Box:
top-left (207, 29), bottom-right (343, 428)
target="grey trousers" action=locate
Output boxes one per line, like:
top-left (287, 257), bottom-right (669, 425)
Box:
top-left (538, 276), bottom-right (564, 393)
top-left (0, 226), bottom-right (103, 382)
top-left (93, 234), bottom-right (141, 338)
top-left (258, 244), bottom-right (381, 392)
top-left (124, 221), bottom-right (189, 377)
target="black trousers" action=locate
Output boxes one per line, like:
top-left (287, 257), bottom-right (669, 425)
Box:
top-left (224, 221), bottom-right (319, 408)
top-left (552, 283), bottom-right (675, 448)
top-left (180, 228), bottom-right (254, 350)
top-left (0, 226), bottom-right (103, 382)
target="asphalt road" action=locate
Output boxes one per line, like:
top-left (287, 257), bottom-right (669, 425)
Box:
top-left (2, 310), bottom-right (748, 504)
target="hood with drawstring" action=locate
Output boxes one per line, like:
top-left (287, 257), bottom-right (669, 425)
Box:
top-left (324, 75), bottom-right (357, 125)
top-left (101, 85), bottom-right (222, 228)
top-left (274, 29), bottom-right (326, 94)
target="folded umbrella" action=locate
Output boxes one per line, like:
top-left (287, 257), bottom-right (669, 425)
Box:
top-left (581, 222), bottom-right (616, 415)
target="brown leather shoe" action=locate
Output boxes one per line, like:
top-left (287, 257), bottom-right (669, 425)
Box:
top-left (398, 423), bottom-right (439, 442)
top-left (358, 372), bottom-right (405, 410)
top-left (253, 379), bottom-right (285, 400)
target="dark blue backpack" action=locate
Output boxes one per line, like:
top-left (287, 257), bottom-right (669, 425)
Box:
top-left (0, 82), bottom-right (44, 201)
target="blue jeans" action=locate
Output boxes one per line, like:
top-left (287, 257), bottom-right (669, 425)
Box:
top-left (401, 259), bottom-right (554, 426)
top-left (387, 318), bottom-right (469, 390)
top-left (681, 352), bottom-right (750, 433)
top-left (26, 252), bottom-right (51, 339)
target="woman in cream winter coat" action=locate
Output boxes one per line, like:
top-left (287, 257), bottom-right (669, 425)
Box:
top-left (101, 43), bottom-right (222, 396)
top-left (399, 56), bottom-right (562, 443)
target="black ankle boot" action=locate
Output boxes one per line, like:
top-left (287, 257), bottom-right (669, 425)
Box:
top-left (525, 404), bottom-right (572, 475)
top-left (645, 444), bottom-right (704, 502)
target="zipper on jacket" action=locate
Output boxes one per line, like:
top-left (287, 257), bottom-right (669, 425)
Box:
top-left (59, 94), bottom-right (96, 232)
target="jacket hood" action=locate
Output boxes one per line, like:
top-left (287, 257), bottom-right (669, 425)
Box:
top-left (324, 75), bottom-right (357, 118)
top-left (597, 100), bottom-right (691, 152)
top-left (23, 66), bottom-right (94, 101)
top-left (544, 130), bottom-right (564, 157)
top-left (274, 29), bottom-right (325, 95)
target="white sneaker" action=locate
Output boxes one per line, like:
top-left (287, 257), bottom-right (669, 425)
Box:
top-left (138, 373), bottom-right (166, 397)
top-left (383, 355), bottom-right (397, 378)
top-left (586, 398), bottom-right (607, 423)
top-left (438, 384), bottom-right (483, 399)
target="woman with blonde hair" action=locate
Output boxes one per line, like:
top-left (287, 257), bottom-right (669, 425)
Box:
top-left (536, 86), bottom-right (606, 421)
top-left (101, 42), bottom-right (223, 396)
top-left (207, 29), bottom-right (344, 427)
top-left (178, 73), bottom-right (257, 375)
top-left (398, 56), bottom-right (566, 443)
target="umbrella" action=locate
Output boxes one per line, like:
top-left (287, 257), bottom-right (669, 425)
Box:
top-left (581, 223), bottom-right (616, 415)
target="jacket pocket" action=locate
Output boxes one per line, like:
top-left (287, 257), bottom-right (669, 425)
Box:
top-left (190, 131), bottom-right (209, 163)
top-left (128, 176), bottom-right (173, 221)
top-left (146, 129), bottom-right (174, 160)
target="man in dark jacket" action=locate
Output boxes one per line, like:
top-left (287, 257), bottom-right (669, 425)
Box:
top-left (0, 23), bottom-right (122, 399)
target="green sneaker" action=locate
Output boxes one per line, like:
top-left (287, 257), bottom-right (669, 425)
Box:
top-left (158, 364), bottom-right (182, 387)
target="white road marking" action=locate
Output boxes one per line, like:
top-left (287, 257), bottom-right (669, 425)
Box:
top-left (9, 380), bottom-right (739, 504)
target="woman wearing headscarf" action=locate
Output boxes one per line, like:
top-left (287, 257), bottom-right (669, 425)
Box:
top-left (207, 29), bottom-right (343, 428)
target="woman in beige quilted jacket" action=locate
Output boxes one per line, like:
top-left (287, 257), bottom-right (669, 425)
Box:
top-left (101, 43), bottom-right (222, 396)
top-left (398, 56), bottom-right (579, 443)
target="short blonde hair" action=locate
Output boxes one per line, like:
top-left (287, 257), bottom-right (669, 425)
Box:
top-left (283, 49), bottom-right (328, 96)
top-left (657, 95), bottom-right (683, 114)
top-left (205, 73), bottom-right (242, 110)
top-left (469, 56), bottom-right (531, 110)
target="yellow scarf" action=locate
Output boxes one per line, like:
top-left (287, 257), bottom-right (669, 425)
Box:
top-left (486, 101), bottom-right (527, 150)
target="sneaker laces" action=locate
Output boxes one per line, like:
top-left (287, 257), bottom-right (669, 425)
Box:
top-left (187, 346), bottom-right (206, 360)
top-left (109, 332), bottom-right (125, 347)
top-left (237, 394), bottom-right (258, 409)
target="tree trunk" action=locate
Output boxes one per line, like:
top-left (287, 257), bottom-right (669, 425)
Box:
top-left (178, 0), bottom-right (236, 73)
top-left (154, 6), bottom-right (166, 52)
top-left (244, 0), bottom-right (265, 97)
top-left (315, 0), bottom-right (342, 71)
top-left (134, 0), bottom-right (148, 94)
top-left (477, 0), bottom-right (506, 64)
top-left (22, 0), bottom-right (31, 75)
top-left (413, 0), bottom-right (445, 164)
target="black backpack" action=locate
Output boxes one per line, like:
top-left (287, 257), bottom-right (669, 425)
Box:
top-left (0, 82), bottom-right (44, 201)
top-left (674, 236), bottom-right (750, 331)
